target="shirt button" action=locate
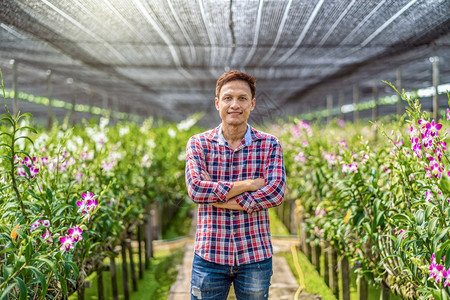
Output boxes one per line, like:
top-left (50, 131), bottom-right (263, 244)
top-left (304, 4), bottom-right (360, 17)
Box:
top-left (232, 215), bottom-right (235, 218)
top-left (233, 231), bottom-right (237, 235)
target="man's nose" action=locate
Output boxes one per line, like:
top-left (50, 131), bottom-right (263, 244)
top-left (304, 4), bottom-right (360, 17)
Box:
top-left (230, 98), bottom-right (240, 108)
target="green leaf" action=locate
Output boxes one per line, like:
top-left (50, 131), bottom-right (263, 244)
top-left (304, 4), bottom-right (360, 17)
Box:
top-left (64, 261), bottom-right (79, 277)
top-left (14, 136), bottom-right (34, 146)
top-left (25, 266), bottom-right (48, 297)
top-left (433, 228), bottom-right (449, 244)
top-left (414, 209), bottom-right (424, 226)
top-left (17, 126), bottom-right (37, 134)
top-left (0, 116), bottom-right (14, 126)
top-left (0, 131), bottom-right (12, 138)
top-left (46, 188), bottom-right (53, 201)
top-left (18, 112), bottom-right (33, 119)
top-left (0, 283), bottom-right (16, 300)
top-left (14, 277), bottom-right (27, 300)
top-left (392, 213), bottom-right (412, 225)
top-left (395, 231), bottom-right (407, 250)
top-left (428, 217), bottom-right (439, 237)
top-left (0, 143), bottom-right (12, 150)
top-left (425, 204), bottom-right (434, 219)
top-left (446, 247), bottom-right (450, 270)
top-left (0, 247), bottom-right (16, 255)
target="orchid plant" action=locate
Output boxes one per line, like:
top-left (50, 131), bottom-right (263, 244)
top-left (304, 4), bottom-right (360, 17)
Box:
top-left (280, 84), bottom-right (450, 298)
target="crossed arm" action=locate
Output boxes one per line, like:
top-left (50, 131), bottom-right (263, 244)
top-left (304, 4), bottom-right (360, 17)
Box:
top-left (200, 170), bottom-right (264, 210)
top-left (185, 136), bottom-right (286, 213)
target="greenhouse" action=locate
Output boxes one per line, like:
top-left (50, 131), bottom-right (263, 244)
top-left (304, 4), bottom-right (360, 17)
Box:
top-left (1, 0), bottom-right (450, 299)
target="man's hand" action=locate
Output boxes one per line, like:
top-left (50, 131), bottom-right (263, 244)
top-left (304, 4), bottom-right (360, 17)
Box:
top-left (200, 170), bottom-right (264, 210)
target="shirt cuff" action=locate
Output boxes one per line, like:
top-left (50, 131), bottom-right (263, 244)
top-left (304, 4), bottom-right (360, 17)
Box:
top-left (213, 182), bottom-right (233, 202)
top-left (234, 192), bottom-right (257, 213)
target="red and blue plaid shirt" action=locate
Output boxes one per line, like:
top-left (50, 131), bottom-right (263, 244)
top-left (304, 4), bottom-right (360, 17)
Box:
top-left (185, 124), bottom-right (286, 266)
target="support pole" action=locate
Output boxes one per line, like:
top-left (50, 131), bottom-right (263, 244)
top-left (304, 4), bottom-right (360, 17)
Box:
top-left (380, 281), bottom-right (390, 300)
top-left (145, 213), bottom-right (153, 268)
top-left (12, 59), bottom-right (18, 117)
top-left (312, 243), bottom-right (321, 274)
top-left (290, 200), bottom-right (298, 235)
top-left (431, 57), bottom-right (439, 120)
top-left (353, 85), bottom-right (359, 124)
top-left (137, 225), bottom-right (144, 279)
top-left (327, 94), bottom-right (333, 124)
top-left (323, 242), bottom-right (329, 287)
top-left (330, 248), bottom-right (339, 298)
top-left (396, 68), bottom-right (402, 115)
top-left (338, 91), bottom-right (344, 120)
top-left (341, 255), bottom-right (350, 300)
top-left (127, 239), bottom-right (138, 291)
top-left (121, 240), bottom-right (130, 300)
top-left (46, 70), bottom-right (53, 130)
top-left (110, 256), bottom-right (119, 300)
top-left (358, 274), bottom-right (368, 300)
top-left (97, 265), bottom-right (105, 300)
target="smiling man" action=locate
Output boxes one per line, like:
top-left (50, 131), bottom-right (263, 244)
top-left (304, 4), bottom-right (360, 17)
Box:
top-left (185, 70), bottom-right (286, 300)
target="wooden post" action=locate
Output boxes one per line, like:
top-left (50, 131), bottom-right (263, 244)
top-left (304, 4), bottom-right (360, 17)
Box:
top-left (110, 255), bottom-right (119, 300)
top-left (77, 282), bottom-right (85, 300)
top-left (127, 239), bottom-right (138, 291)
top-left (97, 265), bottom-right (105, 300)
top-left (151, 206), bottom-right (161, 241)
top-left (380, 281), bottom-right (390, 300)
top-left (431, 56), bottom-right (439, 121)
top-left (46, 70), bottom-right (53, 130)
top-left (358, 274), bottom-right (368, 300)
top-left (312, 243), bottom-right (321, 274)
top-left (303, 227), bottom-right (311, 261)
top-left (12, 59), bottom-right (18, 117)
top-left (121, 241), bottom-right (130, 300)
top-left (290, 200), bottom-right (297, 235)
top-left (137, 225), bottom-right (144, 279)
top-left (396, 68), bottom-right (402, 115)
top-left (330, 248), bottom-right (339, 298)
top-left (323, 242), bottom-right (330, 286)
top-left (353, 85), bottom-right (359, 124)
top-left (341, 255), bottom-right (350, 300)
top-left (145, 213), bottom-right (153, 267)
top-left (327, 94), bottom-right (333, 124)
top-left (338, 91), bottom-right (344, 121)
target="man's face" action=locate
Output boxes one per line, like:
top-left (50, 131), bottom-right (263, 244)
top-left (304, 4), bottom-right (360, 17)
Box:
top-left (215, 80), bottom-right (255, 127)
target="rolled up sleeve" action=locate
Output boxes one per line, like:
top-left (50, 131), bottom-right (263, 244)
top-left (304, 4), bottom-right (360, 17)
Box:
top-left (234, 140), bottom-right (286, 213)
top-left (185, 137), bottom-right (233, 203)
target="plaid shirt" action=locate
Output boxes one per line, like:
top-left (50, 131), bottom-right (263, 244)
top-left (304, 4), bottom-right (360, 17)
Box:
top-left (185, 124), bottom-right (286, 266)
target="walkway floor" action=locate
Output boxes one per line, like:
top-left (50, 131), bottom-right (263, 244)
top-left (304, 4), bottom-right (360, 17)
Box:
top-left (167, 236), bottom-right (320, 300)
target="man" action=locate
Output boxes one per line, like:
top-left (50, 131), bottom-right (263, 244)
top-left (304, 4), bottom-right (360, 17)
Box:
top-left (185, 70), bottom-right (286, 300)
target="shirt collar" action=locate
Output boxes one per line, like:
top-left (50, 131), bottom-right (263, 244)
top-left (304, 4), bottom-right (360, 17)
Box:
top-left (217, 124), bottom-right (253, 147)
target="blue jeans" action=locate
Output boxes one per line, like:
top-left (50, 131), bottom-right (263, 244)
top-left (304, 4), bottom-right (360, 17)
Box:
top-left (191, 254), bottom-right (272, 300)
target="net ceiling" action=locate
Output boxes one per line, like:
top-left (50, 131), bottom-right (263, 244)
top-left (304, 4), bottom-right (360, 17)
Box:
top-left (0, 0), bottom-right (449, 126)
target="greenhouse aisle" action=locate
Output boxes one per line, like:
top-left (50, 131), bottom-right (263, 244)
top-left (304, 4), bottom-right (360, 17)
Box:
top-left (168, 237), bottom-right (311, 300)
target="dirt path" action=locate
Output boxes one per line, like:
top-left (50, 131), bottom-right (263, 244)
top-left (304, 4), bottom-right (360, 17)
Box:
top-left (167, 236), bottom-right (321, 300)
